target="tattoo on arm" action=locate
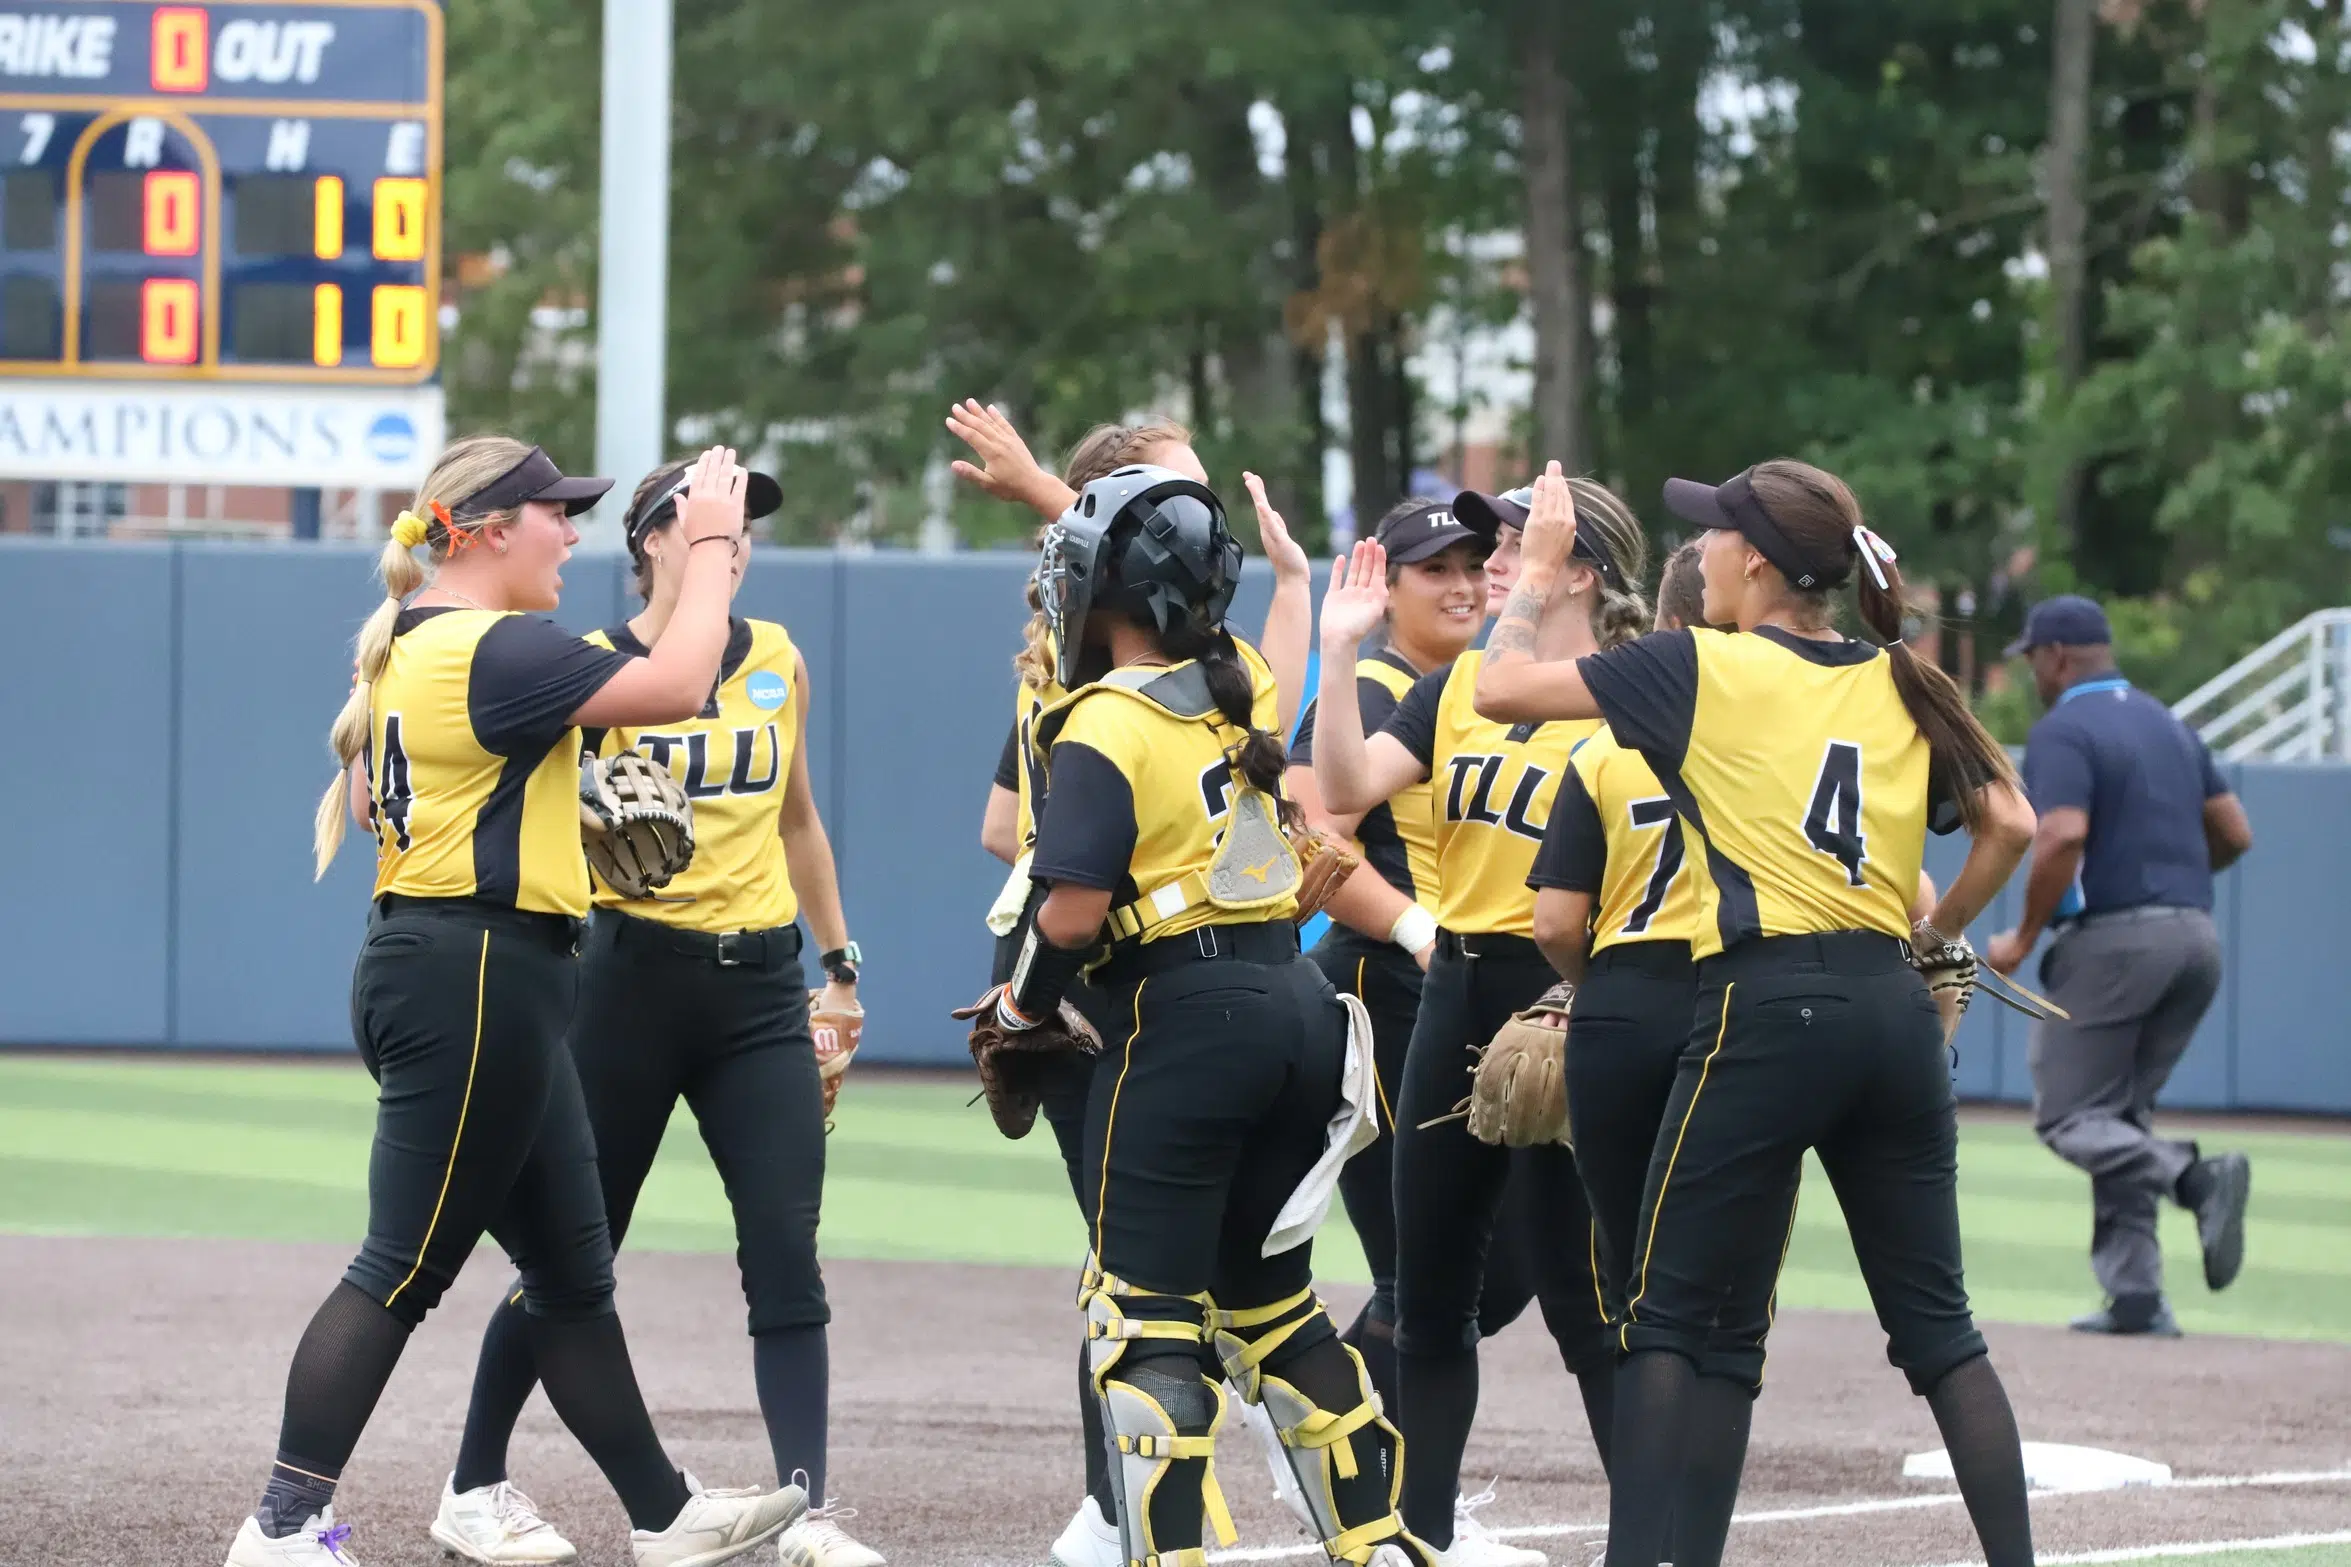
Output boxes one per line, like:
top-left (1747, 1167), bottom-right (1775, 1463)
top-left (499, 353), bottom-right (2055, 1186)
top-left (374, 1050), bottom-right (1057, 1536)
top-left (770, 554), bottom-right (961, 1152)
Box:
top-left (1487, 582), bottom-right (1551, 660)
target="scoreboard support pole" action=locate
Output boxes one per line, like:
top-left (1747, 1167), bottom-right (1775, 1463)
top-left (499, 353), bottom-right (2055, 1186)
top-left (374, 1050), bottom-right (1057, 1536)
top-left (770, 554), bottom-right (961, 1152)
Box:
top-left (588, 0), bottom-right (673, 553)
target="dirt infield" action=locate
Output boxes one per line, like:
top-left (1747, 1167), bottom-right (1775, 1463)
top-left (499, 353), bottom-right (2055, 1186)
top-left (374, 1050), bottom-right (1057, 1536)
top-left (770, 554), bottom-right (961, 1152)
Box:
top-left (5, 1234), bottom-right (2345, 1567)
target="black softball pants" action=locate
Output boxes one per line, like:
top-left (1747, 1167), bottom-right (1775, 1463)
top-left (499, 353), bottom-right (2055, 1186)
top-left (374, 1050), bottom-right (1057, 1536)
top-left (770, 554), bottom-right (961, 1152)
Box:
top-left (1603, 930), bottom-right (2029, 1567)
top-left (1392, 934), bottom-right (1610, 1547)
top-left (264, 899), bottom-right (687, 1536)
top-left (452, 909), bottom-right (830, 1495)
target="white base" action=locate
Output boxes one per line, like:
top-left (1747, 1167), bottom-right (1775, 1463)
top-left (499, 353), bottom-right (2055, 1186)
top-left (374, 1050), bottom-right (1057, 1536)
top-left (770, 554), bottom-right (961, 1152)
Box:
top-left (1904, 1442), bottom-right (2173, 1493)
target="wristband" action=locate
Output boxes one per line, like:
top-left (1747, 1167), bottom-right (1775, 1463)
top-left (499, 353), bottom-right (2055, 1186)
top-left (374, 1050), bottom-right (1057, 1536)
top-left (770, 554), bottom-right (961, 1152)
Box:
top-left (1390, 903), bottom-right (1438, 956)
top-left (1008, 923), bottom-right (1090, 1021)
top-left (688, 534), bottom-right (737, 549)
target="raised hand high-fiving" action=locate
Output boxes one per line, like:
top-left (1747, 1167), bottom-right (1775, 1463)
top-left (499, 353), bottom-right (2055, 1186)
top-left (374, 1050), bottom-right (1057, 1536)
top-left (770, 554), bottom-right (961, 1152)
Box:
top-left (1320, 539), bottom-right (1391, 651)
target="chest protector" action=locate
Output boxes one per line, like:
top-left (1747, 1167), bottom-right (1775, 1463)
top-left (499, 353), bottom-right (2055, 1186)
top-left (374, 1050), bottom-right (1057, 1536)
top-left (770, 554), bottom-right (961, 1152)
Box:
top-left (1035, 662), bottom-right (1302, 943)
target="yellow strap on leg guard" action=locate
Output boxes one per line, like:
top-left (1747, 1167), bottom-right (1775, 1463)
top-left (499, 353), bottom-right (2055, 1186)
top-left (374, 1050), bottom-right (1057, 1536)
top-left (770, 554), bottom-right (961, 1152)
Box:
top-left (1325, 1514), bottom-right (1409, 1564)
top-left (1209, 1286), bottom-right (1319, 1402)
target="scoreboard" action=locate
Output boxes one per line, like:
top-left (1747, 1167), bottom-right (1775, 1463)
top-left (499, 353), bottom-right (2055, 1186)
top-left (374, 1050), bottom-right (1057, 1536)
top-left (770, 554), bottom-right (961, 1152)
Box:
top-left (0, 0), bottom-right (440, 384)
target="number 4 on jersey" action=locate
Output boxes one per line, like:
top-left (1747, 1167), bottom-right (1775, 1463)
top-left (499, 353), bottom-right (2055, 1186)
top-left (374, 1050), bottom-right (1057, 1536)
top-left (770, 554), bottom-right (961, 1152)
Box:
top-left (1803, 739), bottom-right (1866, 886)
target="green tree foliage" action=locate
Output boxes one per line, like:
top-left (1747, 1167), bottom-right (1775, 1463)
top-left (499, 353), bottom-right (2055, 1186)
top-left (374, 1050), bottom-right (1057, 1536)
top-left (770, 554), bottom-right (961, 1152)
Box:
top-left (438, 0), bottom-right (2351, 708)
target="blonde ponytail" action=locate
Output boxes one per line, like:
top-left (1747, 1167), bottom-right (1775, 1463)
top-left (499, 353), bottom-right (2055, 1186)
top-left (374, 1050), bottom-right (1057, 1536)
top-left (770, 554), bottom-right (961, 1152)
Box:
top-left (1565, 477), bottom-right (1654, 650)
top-left (311, 433), bottom-right (536, 878)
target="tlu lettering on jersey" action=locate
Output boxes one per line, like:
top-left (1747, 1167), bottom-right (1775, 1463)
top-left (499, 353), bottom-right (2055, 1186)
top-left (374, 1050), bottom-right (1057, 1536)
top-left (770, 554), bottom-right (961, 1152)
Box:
top-left (635, 725), bottom-right (783, 800)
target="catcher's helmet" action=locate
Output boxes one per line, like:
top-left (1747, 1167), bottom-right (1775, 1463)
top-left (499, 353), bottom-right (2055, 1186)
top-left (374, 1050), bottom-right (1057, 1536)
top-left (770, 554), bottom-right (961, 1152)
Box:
top-left (1035, 464), bottom-right (1241, 689)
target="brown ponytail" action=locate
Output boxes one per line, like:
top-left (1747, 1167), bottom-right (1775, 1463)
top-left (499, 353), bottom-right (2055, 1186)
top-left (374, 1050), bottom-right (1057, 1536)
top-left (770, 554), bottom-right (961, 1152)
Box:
top-left (1163, 617), bottom-right (1302, 833)
top-left (1748, 460), bottom-right (2018, 828)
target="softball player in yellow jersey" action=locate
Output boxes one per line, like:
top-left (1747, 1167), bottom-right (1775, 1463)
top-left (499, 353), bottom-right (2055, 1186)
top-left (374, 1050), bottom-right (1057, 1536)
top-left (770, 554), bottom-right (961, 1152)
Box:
top-left (430, 462), bottom-right (879, 1567)
top-left (1287, 498), bottom-right (1486, 1414)
top-left (1476, 461), bottom-right (2039, 1567)
top-left (228, 441), bottom-right (802, 1567)
top-left (1312, 481), bottom-right (1650, 1563)
top-left (956, 409), bottom-right (1307, 1567)
top-left (998, 464), bottom-right (1431, 1567)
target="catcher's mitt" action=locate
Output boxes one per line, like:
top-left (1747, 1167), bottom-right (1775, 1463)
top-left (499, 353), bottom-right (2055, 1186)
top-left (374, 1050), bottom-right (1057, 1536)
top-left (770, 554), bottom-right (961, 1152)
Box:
top-left (579, 748), bottom-right (694, 899)
top-left (1458, 981), bottom-right (1574, 1148)
top-left (809, 992), bottom-right (862, 1130)
top-left (954, 984), bottom-right (1104, 1140)
top-left (1290, 825), bottom-right (1361, 923)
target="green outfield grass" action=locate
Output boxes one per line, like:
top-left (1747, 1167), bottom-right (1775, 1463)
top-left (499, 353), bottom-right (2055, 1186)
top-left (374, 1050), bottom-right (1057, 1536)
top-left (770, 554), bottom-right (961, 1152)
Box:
top-left (1, 1054), bottom-right (2345, 1343)
top-left (2058, 1545), bottom-right (2351, 1566)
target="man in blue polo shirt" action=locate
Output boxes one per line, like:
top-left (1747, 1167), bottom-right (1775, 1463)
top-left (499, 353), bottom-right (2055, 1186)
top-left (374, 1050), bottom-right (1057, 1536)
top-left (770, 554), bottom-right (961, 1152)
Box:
top-left (1988, 595), bottom-right (2256, 1337)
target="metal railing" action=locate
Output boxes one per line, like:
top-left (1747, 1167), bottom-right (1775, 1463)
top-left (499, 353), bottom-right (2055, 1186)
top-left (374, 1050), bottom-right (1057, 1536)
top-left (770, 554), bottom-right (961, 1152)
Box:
top-left (2173, 608), bottom-right (2351, 762)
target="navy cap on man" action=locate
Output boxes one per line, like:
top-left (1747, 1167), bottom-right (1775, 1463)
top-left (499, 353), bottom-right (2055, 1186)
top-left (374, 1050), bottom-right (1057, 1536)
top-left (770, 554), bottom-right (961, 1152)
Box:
top-left (1987, 590), bottom-right (2255, 1338)
top-left (2004, 594), bottom-right (2112, 659)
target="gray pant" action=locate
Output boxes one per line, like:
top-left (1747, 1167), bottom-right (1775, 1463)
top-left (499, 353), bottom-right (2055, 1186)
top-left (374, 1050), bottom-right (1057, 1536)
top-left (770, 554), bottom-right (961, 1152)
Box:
top-left (2028, 908), bottom-right (2223, 1300)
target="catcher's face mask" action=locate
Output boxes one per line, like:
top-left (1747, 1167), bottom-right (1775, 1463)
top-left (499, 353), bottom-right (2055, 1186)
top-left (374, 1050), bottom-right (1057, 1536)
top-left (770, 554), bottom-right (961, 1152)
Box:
top-left (1036, 466), bottom-right (1236, 689)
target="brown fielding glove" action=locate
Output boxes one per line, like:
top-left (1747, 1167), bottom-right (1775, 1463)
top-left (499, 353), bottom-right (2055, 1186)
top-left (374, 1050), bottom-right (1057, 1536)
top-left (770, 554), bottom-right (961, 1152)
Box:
top-left (954, 984), bottom-right (1105, 1140)
top-left (1465, 982), bottom-right (1574, 1148)
top-left (1290, 825), bottom-right (1361, 922)
top-left (808, 992), bottom-right (863, 1129)
top-left (579, 749), bottom-right (695, 898)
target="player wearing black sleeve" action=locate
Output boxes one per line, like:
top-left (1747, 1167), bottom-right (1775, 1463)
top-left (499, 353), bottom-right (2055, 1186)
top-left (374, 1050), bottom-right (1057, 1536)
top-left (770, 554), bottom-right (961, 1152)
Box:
top-left (981, 464), bottom-right (1436, 1567)
top-left (1287, 498), bottom-right (1486, 1414)
top-left (1475, 462), bottom-right (2040, 1567)
top-left (226, 442), bottom-right (802, 1567)
top-left (1313, 480), bottom-right (1651, 1566)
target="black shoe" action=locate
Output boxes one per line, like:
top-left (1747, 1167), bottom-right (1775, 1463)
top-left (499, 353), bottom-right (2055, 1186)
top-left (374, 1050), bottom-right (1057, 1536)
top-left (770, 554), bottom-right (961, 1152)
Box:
top-left (2070, 1296), bottom-right (2182, 1337)
top-left (2182, 1151), bottom-right (2250, 1291)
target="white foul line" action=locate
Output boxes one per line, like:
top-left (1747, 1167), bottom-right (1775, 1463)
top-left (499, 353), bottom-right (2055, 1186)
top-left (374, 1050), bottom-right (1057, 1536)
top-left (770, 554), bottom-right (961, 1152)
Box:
top-left (1201, 1465), bottom-right (2351, 1563)
top-left (1913, 1527), bottom-right (2351, 1567)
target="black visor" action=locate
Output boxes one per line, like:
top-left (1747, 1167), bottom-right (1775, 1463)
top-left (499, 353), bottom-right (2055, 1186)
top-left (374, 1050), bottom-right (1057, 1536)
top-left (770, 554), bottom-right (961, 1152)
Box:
top-left (624, 467), bottom-right (784, 550)
top-left (450, 446), bottom-right (613, 520)
top-left (1662, 468), bottom-right (1842, 592)
top-left (1455, 484), bottom-right (1626, 590)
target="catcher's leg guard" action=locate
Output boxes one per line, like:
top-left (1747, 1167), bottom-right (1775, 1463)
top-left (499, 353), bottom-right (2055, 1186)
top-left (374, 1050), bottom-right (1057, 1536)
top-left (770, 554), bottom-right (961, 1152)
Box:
top-left (1082, 1272), bottom-right (1238, 1567)
top-left (1212, 1289), bottom-right (1431, 1566)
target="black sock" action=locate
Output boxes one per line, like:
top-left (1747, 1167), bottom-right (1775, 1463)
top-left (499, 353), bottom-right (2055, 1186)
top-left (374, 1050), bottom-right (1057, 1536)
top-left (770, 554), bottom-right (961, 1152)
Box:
top-left (452, 1287), bottom-right (539, 1493)
top-left (1602, 1350), bottom-right (1695, 1567)
top-left (1575, 1362), bottom-right (1615, 1477)
top-left (752, 1325), bottom-right (829, 1499)
top-left (259, 1282), bottom-right (412, 1536)
top-left (1924, 1355), bottom-right (2035, 1567)
top-left (1396, 1347), bottom-right (1478, 1548)
top-left (1345, 1306), bottom-right (1400, 1415)
top-left (1080, 1339), bottom-right (1116, 1519)
top-left (1666, 1375), bottom-right (1756, 1567)
top-left (526, 1310), bottom-right (691, 1532)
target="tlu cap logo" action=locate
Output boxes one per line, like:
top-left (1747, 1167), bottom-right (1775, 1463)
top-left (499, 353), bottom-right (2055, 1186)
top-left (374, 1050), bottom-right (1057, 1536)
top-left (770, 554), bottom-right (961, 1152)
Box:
top-left (1428, 511), bottom-right (1452, 528)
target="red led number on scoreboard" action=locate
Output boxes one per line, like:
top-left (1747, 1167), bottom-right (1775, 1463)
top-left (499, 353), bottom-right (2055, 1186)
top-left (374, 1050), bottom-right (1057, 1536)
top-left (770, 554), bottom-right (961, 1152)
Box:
top-left (143, 170), bottom-right (199, 257)
top-left (151, 7), bottom-right (210, 93)
top-left (141, 277), bottom-right (199, 364)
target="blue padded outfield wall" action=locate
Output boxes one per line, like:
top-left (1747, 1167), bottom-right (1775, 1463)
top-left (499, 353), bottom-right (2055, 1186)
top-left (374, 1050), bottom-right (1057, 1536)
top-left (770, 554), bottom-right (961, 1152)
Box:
top-left (1, 537), bottom-right (2345, 1114)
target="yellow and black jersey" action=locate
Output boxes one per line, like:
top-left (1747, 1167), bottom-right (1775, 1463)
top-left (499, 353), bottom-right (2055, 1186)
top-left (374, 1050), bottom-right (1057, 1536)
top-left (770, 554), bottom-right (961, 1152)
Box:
top-left (1579, 626), bottom-right (1957, 960)
top-left (999, 633), bottom-right (1278, 852)
top-left (586, 616), bottom-right (800, 933)
top-left (1526, 726), bottom-right (1698, 953)
top-left (368, 607), bottom-right (631, 917)
top-left (1379, 650), bottom-right (1598, 938)
top-left (1290, 648), bottom-right (1439, 910)
top-left (1028, 656), bottom-right (1293, 942)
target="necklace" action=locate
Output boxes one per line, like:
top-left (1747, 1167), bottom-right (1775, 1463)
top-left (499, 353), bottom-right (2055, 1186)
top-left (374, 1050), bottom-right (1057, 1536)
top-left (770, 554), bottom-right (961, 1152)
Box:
top-left (429, 589), bottom-right (492, 612)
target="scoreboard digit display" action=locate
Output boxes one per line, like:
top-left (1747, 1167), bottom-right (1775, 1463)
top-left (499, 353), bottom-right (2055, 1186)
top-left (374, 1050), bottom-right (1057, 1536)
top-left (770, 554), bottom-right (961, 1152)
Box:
top-left (0, 0), bottom-right (441, 383)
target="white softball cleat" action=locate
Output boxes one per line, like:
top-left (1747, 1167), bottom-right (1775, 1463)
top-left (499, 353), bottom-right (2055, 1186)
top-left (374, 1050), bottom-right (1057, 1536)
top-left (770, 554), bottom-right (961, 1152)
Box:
top-left (630, 1474), bottom-right (807, 1567)
top-left (774, 1474), bottom-right (885, 1567)
top-left (429, 1477), bottom-right (577, 1564)
top-left (1436, 1483), bottom-right (1546, 1567)
top-left (224, 1508), bottom-right (361, 1566)
top-left (1046, 1496), bottom-right (1120, 1567)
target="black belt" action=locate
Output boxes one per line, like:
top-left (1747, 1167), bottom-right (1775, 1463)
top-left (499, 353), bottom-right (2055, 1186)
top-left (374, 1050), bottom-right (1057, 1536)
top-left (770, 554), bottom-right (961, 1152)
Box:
top-left (1587, 939), bottom-right (1694, 978)
top-left (600, 908), bottom-right (804, 969)
top-left (1701, 929), bottom-right (1912, 981)
top-left (1095, 920), bottom-right (1298, 982)
top-left (374, 894), bottom-right (582, 951)
top-left (1437, 929), bottom-right (1547, 964)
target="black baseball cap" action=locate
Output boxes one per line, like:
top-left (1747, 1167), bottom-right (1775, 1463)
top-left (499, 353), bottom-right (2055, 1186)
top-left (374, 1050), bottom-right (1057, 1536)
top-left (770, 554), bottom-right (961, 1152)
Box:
top-left (449, 445), bottom-right (612, 520)
top-left (624, 464), bottom-right (785, 550)
top-left (1662, 467), bottom-right (1841, 592)
top-left (1453, 483), bottom-right (1627, 589)
top-left (2004, 594), bottom-right (2112, 656)
top-left (1373, 499), bottom-right (1482, 565)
